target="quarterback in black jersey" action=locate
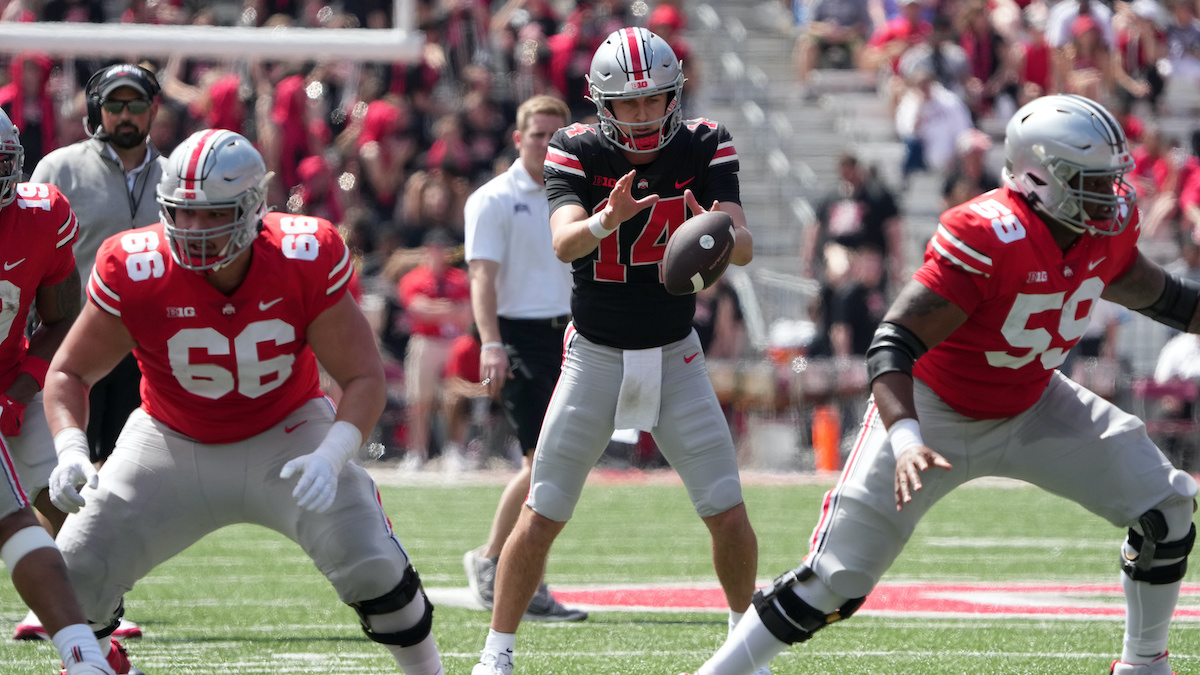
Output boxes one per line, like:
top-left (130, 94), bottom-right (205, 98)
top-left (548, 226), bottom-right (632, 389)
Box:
top-left (473, 26), bottom-right (766, 675)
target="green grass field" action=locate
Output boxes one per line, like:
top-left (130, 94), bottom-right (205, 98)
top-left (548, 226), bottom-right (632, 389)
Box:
top-left (1, 475), bottom-right (1197, 674)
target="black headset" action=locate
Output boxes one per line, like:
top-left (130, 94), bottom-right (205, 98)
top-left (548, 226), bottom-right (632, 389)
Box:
top-left (83, 63), bottom-right (161, 138)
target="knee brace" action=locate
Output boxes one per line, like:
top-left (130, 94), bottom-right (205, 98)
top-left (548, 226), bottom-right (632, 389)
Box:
top-left (348, 565), bottom-right (433, 647)
top-left (1121, 504), bottom-right (1197, 585)
top-left (92, 600), bottom-right (126, 640)
top-left (751, 566), bottom-right (866, 645)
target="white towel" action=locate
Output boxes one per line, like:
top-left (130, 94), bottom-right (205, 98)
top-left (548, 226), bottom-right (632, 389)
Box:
top-left (614, 347), bottom-right (662, 432)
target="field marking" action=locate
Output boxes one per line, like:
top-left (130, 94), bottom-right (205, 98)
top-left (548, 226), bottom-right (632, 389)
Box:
top-left (426, 582), bottom-right (1200, 621)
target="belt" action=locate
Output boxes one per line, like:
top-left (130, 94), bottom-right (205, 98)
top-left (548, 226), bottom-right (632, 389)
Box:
top-left (499, 314), bottom-right (572, 329)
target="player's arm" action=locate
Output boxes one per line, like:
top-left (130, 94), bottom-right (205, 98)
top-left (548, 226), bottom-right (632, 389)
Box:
top-left (550, 169), bottom-right (660, 263)
top-left (870, 280), bottom-right (966, 509)
top-left (44, 302), bottom-right (136, 436)
top-left (1103, 251), bottom-right (1200, 333)
top-left (468, 258), bottom-right (509, 397)
top-left (8, 269), bottom-right (82, 406)
top-left (307, 292), bottom-right (387, 441)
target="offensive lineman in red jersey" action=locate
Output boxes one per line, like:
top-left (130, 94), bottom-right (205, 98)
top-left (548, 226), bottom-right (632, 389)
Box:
top-left (693, 95), bottom-right (1198, 675)
top-left (472, 27), bottom-right (764, 675)
top-left (44, 129), bottom-right (444, 675)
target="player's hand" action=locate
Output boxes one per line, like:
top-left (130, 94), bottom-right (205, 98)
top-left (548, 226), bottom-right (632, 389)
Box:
top-left (479, 345), bottom-right (510, 398)
top-left (0, 393), bottom-right (25, 437)
top-left (280, 453), bottom-right (338, 513)
top-left (683, 189), bottom-right (720, 217)
top-left (894, 446), bottom-right (952, 511)
top-left (606, 169), bottom-right (660, 225)
top-left (49, 448), bottom-right (98, 514)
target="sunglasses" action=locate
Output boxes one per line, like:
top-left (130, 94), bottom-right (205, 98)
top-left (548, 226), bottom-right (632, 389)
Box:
top-left (102, 98), bottom-right (151, 114)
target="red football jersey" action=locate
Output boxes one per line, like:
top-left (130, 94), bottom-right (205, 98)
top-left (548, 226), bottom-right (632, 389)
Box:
top-left (88, 213), bottom-right (353, 443)
top-left (913, 187), bottom-right (1139, 419)
top-left (0, 182), bottom-right (77, 389)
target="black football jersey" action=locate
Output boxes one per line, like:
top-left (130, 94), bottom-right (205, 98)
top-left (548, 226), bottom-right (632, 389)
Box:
top-left (545, 119), bottom-right (740, 350)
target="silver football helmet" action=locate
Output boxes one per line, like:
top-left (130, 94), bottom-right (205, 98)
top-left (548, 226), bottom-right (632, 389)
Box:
top-left (1003, 94), bottom-right (1136, 236)
top-left (587, 27), bottom-right (685, 154)
top-left (0, 108), bottom-right (23, 209)
top-left (158, 129), bottom-right (269, 272)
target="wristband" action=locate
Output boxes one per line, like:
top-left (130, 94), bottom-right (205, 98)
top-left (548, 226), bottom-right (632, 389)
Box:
top-left (19, 355), bottom-right (49, 390)
top-left (888, 418), bottom-right (923, 460)
top-left (480, 342), bottom-right (505, 352)
top-left (313, 420), bottom-right (363, 471)
top-left (587, 212), bottom-right (618, 239)
top-left (53, 427), bottom-right (90, 462)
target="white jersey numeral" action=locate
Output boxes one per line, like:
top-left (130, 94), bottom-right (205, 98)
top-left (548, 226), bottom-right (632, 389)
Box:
top-left (120, 231), bottom-right (166, 281)
top-left (279, 216), bottom-right (320, 261)
top-left (15, 183), bottom-right (51, 211)
top-left (167, 319), bottom-right (297, 399)
top-left (985, 277), bottom-right (1105, 370)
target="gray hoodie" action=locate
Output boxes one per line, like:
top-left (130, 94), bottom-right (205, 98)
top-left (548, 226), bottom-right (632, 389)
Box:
top-left (30, 137), bottom-right (167, 292)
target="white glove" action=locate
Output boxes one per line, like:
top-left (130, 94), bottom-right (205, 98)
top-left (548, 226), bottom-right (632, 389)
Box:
top-left (279, 421), bottom-right (362, 513)
top-left (49, 428), bottom-right (97, 514)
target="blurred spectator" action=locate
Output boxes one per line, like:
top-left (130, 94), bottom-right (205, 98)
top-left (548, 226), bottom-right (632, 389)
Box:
top-left (1112, 95), bottom-right (1148, 143)
top-left (288, 154), bottom-right (345, 225)
top-left (942, 128), bottom-right (1000, 209)
top-left (1132, 126), bottom-right (1197, 243)
top-left (0, 52), bottom-right (57, 173)
top-left (1055, 13), bottom-right (1114, 100)
top-left (460, 89), bottom-right (510, 182)
top-left (547, 4), bottom-right (612, 120)
top-left (1164, 0), bottom-right (1200, 84)
top-left (895, 64), bottom-right (974, 186)
top-left (425, 113), bottom-right (473, 180)
top-left (898, 13), bottom-right (969, 98)
top-left (0, 0), bottom-right (37, 22)
top-left (1048, 0), bottom-right (1115, 50)
top-left (397, 168), bottom-right (468, 246)
top-left (42, 0), bottom-right (105, 23)
top-left (357, 94), bottom-right (417, 219)
top-left (648, 3), bottom-right (701, 106)
top-left (794, 0), bottom-right (873, 97)
top-left (862, 0), bottom-right (931, 74)
top-left (397, 229), bottom-right (471, 471)
top-left (265, 64), bottom-right (330, 198)
top-left (802, 152), bottom-right (904, 290)
top-left (956, 0), bottom-right (1010, 117)
top-left (441, 324), bottom-right (484, 472)
top-left (1012, 2), bottom-right (1055, 105)
top-left (1114, 0), bottom-right (1168, 112)
top-left (828, 245), bottom-right (888, 356)
top-left (694, 276), bottom-right (747, 360)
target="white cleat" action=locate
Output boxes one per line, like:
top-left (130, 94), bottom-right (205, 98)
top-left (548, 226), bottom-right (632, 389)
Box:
top-left (1110, 652), bottom-right (1174, 675)
top-left (472, 649), bottom-right (514, 675)
top-left (16, 618), bottom-right (142, 642)
top-left (64, 664), bottom-right (116, 675)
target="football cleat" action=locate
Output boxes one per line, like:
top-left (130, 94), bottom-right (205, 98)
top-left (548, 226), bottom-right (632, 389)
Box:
top-left (63, 663), bottom-right (116, 675)
top-left (1110, 651), bottom-right (1175, 675)
top-left (18, 618), bottom-right (143, 642)
top-left (463, 547), bottom-right (497, 610)
top-left (523, 583), bottom-right (588, 622)
top-left (471, 649), bottom-right (514, 675)
top-left (61, 639), bottom-right (142, 675)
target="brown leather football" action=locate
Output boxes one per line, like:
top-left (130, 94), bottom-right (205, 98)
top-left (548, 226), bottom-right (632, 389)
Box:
top-left (662, 210), bottom-right (736, 296)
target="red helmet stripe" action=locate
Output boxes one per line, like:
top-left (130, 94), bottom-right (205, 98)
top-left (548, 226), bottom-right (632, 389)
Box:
top-left (183, 128), bottom-right (221, 190)
top-left (623, 28), bottom-right (645, 82)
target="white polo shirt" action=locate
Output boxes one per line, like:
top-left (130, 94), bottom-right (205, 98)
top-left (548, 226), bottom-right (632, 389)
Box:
top-left (464, 160), bottom-right (572, 320)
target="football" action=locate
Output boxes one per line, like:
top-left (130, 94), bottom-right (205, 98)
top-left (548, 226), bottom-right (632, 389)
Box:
top-left (662, 210), bottom-right (736, 295)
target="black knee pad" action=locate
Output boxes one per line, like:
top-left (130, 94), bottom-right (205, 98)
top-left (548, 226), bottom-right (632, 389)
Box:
top-left (1121, 508), bottom-right (1196, 585)
top-left (349, 565), bottom-right (434, 647)
top-left (92, 600), bottom-right (125, 640)
top-left (751, 567), bottom-right (865, 645)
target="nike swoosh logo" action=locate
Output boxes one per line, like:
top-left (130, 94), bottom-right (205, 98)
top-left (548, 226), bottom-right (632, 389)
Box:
top-left (675, 177), bottom-right (695, 189)
top-left (285, 421), bottom-right (307, 433)
top-left (1087, 258), bottom-right (1106, 271)
top-left (3, 258), bottom-right (25, 271)
top-left (259, 298), bottom-right (283, 311)
top-left (684, 352), bottom-right (700, 364)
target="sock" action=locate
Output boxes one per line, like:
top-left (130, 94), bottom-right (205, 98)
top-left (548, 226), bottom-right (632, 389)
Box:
top-left (729, 610), bottom-right (744, 635)
top-left (99, 636), bottom-right (112, 658)
top-left (51, 624), bottom-right (105, 669)
top-left (698, 608), bottom-right (788, 675)
top-left (1120, 571), bottom-right (1179, 664)
top-left (385, 634), bottom-right (443, 675)
top-left (484, 628), bottom-right (516, 655)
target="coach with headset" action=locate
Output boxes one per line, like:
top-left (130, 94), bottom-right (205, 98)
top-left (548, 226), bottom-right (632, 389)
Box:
top-left (31, 63), bottom-right (164, 470)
